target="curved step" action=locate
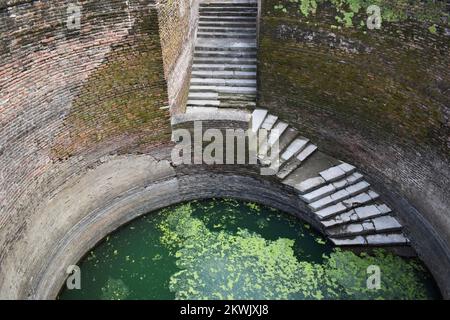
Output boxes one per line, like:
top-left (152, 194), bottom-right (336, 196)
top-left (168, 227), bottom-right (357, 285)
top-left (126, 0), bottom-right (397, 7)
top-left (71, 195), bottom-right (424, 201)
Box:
top-left (249, 109), bottom-right (410, 248)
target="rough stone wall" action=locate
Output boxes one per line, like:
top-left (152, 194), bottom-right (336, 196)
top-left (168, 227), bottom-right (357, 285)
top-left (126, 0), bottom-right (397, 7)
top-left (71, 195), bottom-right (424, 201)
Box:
top-left (0, 0), bottom-right (172, 298)
top-left (258, 0), bottom-right (450, 296)
top-left (157, 0), bottom-right (200, 113)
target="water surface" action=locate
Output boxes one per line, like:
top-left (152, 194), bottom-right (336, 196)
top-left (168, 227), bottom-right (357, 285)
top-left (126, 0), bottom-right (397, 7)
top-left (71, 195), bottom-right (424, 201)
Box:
top-left (59, 198), bottom-right (440, 300)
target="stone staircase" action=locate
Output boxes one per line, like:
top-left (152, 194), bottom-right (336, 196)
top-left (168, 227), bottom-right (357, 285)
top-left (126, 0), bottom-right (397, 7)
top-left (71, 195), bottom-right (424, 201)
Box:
top-left (181, 0), bottom-right (410, 248)
top-left (187, 0), bottom-right (258, 111)
top-left (251, 108), bottom-right (410, 247)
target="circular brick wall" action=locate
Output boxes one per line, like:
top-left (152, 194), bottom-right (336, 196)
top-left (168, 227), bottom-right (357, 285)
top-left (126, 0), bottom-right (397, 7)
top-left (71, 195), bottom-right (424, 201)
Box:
top-left (0, 0), bottom-right (173, 298)
top-left (258, 0), bottom-right (450, 297)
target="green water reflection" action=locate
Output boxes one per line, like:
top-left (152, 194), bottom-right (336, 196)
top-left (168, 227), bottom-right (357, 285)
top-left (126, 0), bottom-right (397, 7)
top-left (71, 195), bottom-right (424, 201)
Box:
top-left (59, 198), bottom-right (440, 300)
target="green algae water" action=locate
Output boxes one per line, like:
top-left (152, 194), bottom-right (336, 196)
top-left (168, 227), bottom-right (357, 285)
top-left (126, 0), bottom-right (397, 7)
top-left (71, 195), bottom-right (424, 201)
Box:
top-left (59, 199), bottom-right (440, 300)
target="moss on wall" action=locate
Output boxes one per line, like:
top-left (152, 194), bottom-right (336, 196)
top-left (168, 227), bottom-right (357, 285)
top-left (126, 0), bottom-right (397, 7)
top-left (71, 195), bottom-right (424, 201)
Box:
top-left (52, 8), bottom-right (171, 159)
top-left (259, 0), bottom-right (449, 156)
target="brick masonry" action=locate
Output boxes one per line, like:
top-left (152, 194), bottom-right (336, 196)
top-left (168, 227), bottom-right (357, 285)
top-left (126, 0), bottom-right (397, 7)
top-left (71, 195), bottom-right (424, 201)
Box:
top-left (258, 0), bottom-right (450, 297)
top-left (0, 0), bottom-right (194, 297)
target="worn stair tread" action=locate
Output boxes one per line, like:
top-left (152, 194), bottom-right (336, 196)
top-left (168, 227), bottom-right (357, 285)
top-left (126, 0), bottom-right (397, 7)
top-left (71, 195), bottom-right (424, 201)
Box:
top-left (190, 78), bottom-right (257, 86)
top-left (365, 233), bottom-right (409, 246)
top-left (191, 70), bottom-right (257, 79)
top-left (327, 215), bottom-right (402, 238)
top-left (259, 114), bottom-right (278, 131)
top-left (187, 99), bottom-right (221, 106)
top-left (319, 163), bottom-right (356, 182)
top-left (315, 190), bottom-right (380, 220)
top-left (189, 85), bottom-right (257, 94)
top-left (300, 172), bottom-right (364, 203)
top-left (188, 92), bottom-right (219, 100)
top-left (296, 144), bottom-right (318, 162)
top-left (308, 181), bottom-right (371, 211)
top-left (194, 51), bottom-right (257, 58)
top-left (198, 32), bottom-right (257, 39)
top-left (259, 130), bottom-right (299, 166)
top-left (276, 143), bottom-right (317, 180)
top-left (192, 64), bottom-right (256, 71)
top-left (322, 203), bottom-right (392, 228)
top-left (198, 27), bottom-right (257, 33)
top-left (280, 138), bottom-right (309, 162)
top-left (251, 109), bottom-right (268, 133)
top-left (330, 232), bottom-right (409, 246)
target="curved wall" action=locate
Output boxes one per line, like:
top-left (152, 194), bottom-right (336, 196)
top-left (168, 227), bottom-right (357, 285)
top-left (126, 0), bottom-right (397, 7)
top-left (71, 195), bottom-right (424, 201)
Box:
top-left (0, 0), bottom-right (178, 298)
top-left (1, 0), bottom-right (449, 299)
top-left (257, 0), bottom-right (450, 297)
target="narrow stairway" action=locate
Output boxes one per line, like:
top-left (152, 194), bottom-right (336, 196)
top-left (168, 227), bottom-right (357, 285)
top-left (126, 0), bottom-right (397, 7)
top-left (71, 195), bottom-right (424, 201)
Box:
top-left (181, 0), bottom-right (411, 249)
top-left (187, 0), bottom-right (258, 112)
top-left (251, 109), bottom-right (410, 247)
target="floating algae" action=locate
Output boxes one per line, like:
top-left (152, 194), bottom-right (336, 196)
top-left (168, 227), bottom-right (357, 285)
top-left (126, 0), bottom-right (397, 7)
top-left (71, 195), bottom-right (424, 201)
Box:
top-left (59, 199), bottom-right (440, 300)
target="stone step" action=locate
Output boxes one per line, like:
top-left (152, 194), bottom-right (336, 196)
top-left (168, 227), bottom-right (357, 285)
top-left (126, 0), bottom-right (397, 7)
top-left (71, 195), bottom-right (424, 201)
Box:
top-left (198, 27), bottom-right (256, 33)
top-left (259, 127), bottom-right (299, 166)
top-left (190, 78), bottom-right (256, 87)
top-left (276, 143), bottom-right (317, 180)
top-left (314, 190), bottom-right (380, 220)
top-left (322, 204), bottom-right (392, 228)
top-left (191, 70), bottom-right (257, 79)
top-left (200, 7), bottom-right (257, 12)
top-left (199, 16), bottom-right (257, 22)
top-left (327, 216), bottom-right (403, 238)
top-left (193, 57), bottom-right (257, 65)
top-left (295, 163), bottom-right (357, 195)
top-left (186, 100), bottom-right (220, 107)
top-left (251, 109), bottom-right (268, 133)
top-left (258, 120), bottom-right (288, 159)
top-left (280, 138), bottom-right (309, 162)
top-left (199, 22), bottom-right (257, 28)
top-left (260, 114), bottom-right (278, 131)
top-left (267, 121), bottom-right (289, 146)
top-left (197, 32), bottom-right (256, 39)
top-left (185, 106), bottom-right (219, 114)
top-left (194, 51), bottom-right (256, 58)
top-left (195, 45), bottom-right (257, 53)
top-left (200, 12), bottom-right (257, 17)
top-left (188, 92), bottom-right (219, 100)
top-left (214, 93), bottom-right (256, 102)
top-left (319, 162), bottom-right (356, 183)
top-left (200, 1), bottom-right (257, 7)
top-left (189, 85), bottom-right (257, 95)
top-left (186, 100), bottom-right (256, 108)
top-left (196, 38), bottom-right (257, 50)
top-left (330, 233), bottom-right (409, 246)
top-left (299, 172), bottom-right (364, 203)
top-left (308, 181), bottom-right (371, 212)
top-left (275, 128), bottom-right (299, 154)
top-left (192, 64), bottom-right (257, 71)
top-left (365, 233), bottom-right (410, 246)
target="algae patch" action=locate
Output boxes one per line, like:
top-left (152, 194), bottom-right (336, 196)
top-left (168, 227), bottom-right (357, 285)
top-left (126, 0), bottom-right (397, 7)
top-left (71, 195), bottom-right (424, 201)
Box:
top-left (158, 203), bottom-right (432, 300)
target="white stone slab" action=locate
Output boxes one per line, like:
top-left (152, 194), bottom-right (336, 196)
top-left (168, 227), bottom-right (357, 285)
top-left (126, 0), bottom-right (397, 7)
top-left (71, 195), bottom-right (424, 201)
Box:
top-left (330, 236), bottom-right (366, 246)
top-left (345, 181), bottom-right (370, 196)
top-left (319, 165), bottom-right (346, 182)
top-left (260, 114), bottom-right (278, 131)
top-left (315, 202), bottom-right (348, 220)
top-left (281, 138), bottom-right (309, 161)
top-left (372, 216), bottom-right (402, 231)
top-left (296, 144), bottom-right (317, 162)
top-left (365, 233), bottom-right (409, 245)
top-left (251, 109), bottom-right (268, 132)
top-left (268, 121), bottom-right (288, 145)
top-left (300, 184), bottom-right (336, 203)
